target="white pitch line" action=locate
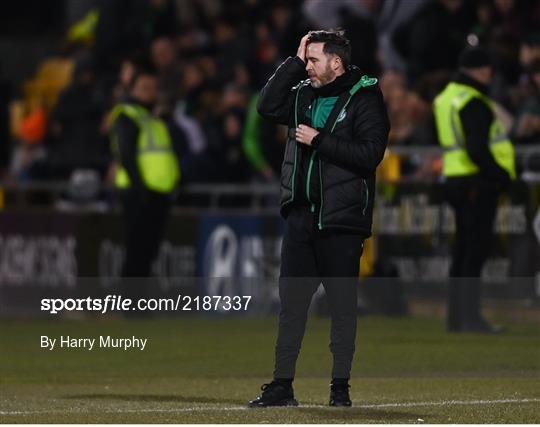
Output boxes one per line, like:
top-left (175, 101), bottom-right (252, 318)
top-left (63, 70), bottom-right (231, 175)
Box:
top-left (0, 397), bottom-right (539, 416)
top-left (356, 398), bottom-right (540, 409)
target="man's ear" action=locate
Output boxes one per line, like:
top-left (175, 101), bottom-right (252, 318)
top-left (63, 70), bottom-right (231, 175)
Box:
top-left (333, 56), bottom-right (342, 71)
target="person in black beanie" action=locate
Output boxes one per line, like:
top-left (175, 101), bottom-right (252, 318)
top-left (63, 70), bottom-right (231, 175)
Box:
top-left (247, 30), bottom-right (389, 408)
top-left (433, 46), bottom-right (516, 333)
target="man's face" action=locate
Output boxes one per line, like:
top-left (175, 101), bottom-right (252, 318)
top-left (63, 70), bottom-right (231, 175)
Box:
top-left (475, 66), bottom-right (493, 85)
top-left (520, 43), bottom-right (540, 67)
top-left (151, 37), bottom-right (175, 70)
top-left (305, 42), bottom-right (338, 88)
top-left (131, 74), bottom-right (158, 106)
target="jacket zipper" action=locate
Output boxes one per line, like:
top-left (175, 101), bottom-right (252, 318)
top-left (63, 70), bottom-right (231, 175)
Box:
top-left (317, 95), bottom-right (353, 230)
top-left (292, 78), bottom-right (369, 226)
top-left (306, 98), bottom-right (319, 213)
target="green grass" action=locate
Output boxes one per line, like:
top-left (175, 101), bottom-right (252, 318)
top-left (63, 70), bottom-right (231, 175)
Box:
top-left (0, 316), bottom-right (539, 423)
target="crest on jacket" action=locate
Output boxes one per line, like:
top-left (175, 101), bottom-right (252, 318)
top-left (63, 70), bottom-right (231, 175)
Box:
top-left (336, 109), bottom-right (347, 123)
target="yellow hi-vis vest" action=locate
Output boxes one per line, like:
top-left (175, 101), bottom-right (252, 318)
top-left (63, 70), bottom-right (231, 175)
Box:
top-left (67, 8), bottom-right (99, 45)
top-left (110, 104), bottom-right (181, 193)
top-left (433, 82), bottom-right (516, 179)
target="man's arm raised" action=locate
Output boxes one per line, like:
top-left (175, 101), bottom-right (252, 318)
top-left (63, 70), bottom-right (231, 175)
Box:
top-left (257, 35), bottom-right (310, 126)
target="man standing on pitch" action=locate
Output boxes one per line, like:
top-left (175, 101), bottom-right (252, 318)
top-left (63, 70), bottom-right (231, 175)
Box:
top-left (433, 47), bottom-right (516, 333)
top-left (109, 65), bottom-right (181, 305)
top-left (248, 30), bottom-right (389, 407)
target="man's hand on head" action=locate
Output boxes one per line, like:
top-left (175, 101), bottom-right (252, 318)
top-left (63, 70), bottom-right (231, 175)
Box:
top-left (295, 124), bottom-right (319, 146)
top-left (296, 34), bottom-right (310, 64)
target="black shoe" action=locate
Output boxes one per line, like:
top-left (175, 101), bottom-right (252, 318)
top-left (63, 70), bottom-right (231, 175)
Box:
top-left (248, 381), bottom-right (299, 408)
top-left (329, 382), bottom-right (352, 407)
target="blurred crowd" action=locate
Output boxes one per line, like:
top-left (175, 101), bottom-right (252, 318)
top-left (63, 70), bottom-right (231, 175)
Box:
top-left (2, 0), bottom-right (540, 186)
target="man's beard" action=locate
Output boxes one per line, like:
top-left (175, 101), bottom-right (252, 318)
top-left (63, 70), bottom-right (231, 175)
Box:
top-left (310, 65), bottom-right (335, 88)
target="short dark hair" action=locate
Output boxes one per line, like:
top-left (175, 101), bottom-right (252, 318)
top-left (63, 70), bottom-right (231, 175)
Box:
top-left (307, 29), bottom-right (351, 68)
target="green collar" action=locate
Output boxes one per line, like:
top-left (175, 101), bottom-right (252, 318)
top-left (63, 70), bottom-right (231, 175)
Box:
top-left (350, 75), bottom-right (378, 96)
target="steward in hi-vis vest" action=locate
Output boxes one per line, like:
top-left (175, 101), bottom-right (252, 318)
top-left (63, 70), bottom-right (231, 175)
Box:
top-left (110, 102), bottom-right (180, 194)
top-left (433, 47), bottom-right (515, 334)
top-left (109, 67), bottom-right (180, 296)
top-left (434, 82), bottom-right (516, 180)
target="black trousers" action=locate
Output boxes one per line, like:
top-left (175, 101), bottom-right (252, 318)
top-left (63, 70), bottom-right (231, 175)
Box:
top-left (274, 208), bottom-right (364, 380)
top-left (444, 179), bottom-right (500, 329)
top-left (119, 189), bottom-right (171, 300)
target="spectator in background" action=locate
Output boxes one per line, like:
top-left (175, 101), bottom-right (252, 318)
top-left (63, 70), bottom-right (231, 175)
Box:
top-left (150, 36), bottom-right (183, 115)
top-left (507, 34), bottom-right (540, 111)
top-left (489, 0), bottom-right (531, 106)
top-left (243, 17), bottom-right (290, 182)
top-left (303, 0), bottom-right (381, 76)
top-left (470, 0), bottom-right (496, 45)
top-left (112, 55), bottom-right (140, 104)
top-left (93, 0), bottom-right (177, 92)
top-left (379, 69), bottom-right (436, 177)
top-left (393, 0), bottom-right (474, 84)
top-left (249, 21), bottom-right (282, 88)
top-left (305, 0), bottom-right (429, 75)
top-left (265, 1), bottom-right (310, 60)
top-left (491, 0), bottom-right (529, 50)
top-left (178, 60), bottom-right (207, 117)
top-left (9, 107), bottom-right (48, 181)
top-left (243, 92), bottom-right (287, 181)
top-left (302, 0), bottom-right (361, 32)
top-left (211, 16), bottom-right (251, 87)
top-left (336, 0), bottom-right (381, 76)
top-left (519, 34), bottom-right (540, 81)
top-left (173, 48), bottom-right (252, 183)
top-left (512, 59), bottom-right (540, 143)
top-left (381, 70), bottom-right (417, 144)
top-left (169, 98), bottom-right (213, 184)
top-left (213, 83), bottom-right (251, 182)
top-left (184, 59), bottom-right (224, 183)
top-left (380, 70), bottom-right (432, 146)
top-left (47, 54), bottom-right (109, 179)
top-left (151, 57), bottom-right (207, 186)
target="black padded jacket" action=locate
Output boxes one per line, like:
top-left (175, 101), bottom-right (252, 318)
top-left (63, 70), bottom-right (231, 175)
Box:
top-left (257, 56), bottom-right (390, 235)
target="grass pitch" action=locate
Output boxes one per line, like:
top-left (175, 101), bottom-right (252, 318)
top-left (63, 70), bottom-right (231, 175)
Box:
top-left (0, 315), bottom-right (539, 423)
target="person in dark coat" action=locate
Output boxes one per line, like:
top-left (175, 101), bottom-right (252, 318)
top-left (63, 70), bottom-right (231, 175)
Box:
top-left (248, 30), bottom-right (389, 408)
top-left (47, 55), bottom-right (109, 179)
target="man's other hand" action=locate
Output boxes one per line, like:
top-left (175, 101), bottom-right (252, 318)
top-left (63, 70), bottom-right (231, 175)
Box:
top-left (296, 124), bottom-right (319, 146)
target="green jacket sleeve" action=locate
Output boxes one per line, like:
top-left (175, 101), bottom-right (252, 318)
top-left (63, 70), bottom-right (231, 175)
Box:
top-left (243, 93), bottom-right (270, 172)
